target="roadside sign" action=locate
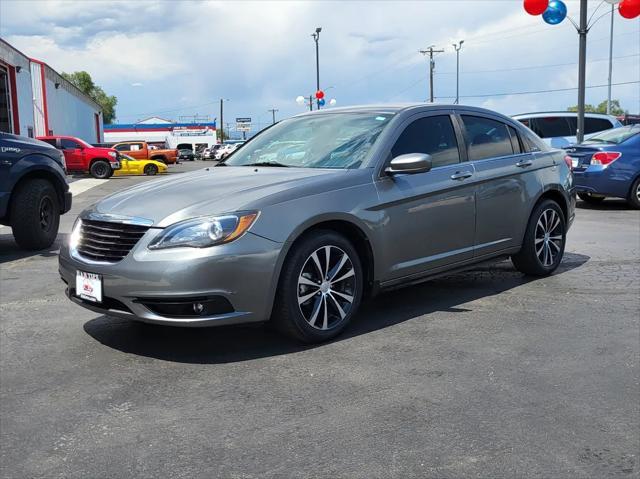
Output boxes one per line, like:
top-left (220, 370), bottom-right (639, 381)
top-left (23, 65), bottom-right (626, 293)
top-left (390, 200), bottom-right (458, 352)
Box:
top-left (236, 117), bottom-right (251, 132)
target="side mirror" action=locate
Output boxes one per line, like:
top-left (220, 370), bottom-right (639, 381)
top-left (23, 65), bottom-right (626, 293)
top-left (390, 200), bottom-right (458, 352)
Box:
top-left (385, 153), bottom-right (432, 175)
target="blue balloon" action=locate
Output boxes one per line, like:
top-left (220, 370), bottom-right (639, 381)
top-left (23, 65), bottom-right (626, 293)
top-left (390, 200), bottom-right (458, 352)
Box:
top-left (318, 98), bottom-right (326, 106)
top-left (543, 0), bottom-right (567, 25)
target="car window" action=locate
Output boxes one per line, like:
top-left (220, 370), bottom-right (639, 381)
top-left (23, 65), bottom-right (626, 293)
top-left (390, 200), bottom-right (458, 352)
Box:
top-left (530, 117), bottom-right (572, 138)
top-left (461, 115), bottom-right (514, 161)
top-left (507, 126), bottom-right (522, 154)
top-left (391, 115), bottom-right (460, 168)
top-left (584, 117), bottom-right (615, 135)
top-left (40, 138), bottom-right (58, 148)
top-left (60, 138), bottom-right (80, 150)
top-left (114, 144), bottom-right (131, 152)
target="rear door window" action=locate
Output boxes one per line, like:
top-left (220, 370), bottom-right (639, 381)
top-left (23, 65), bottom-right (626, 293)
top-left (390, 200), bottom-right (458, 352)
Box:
top-left (531, 117), bottom-right (572, 138)
top-left (507, 126), bottom-right (522, 154)
top-left (60, 138), bottom-right (80, 150)
top-left (584, 117), bottom-right (615, 135)
top-left (461, 115), bottom-right (514, 161)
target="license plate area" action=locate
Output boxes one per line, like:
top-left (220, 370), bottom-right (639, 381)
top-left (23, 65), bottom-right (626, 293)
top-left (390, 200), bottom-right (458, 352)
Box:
top-left (76, 271), bottom-right (103, 303)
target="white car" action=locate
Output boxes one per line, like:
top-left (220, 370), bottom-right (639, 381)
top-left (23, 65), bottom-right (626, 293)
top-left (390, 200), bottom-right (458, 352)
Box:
top-left (512, 112), bottom-right (622, 148)
top-left (214, 142), bottom-right (245, 160)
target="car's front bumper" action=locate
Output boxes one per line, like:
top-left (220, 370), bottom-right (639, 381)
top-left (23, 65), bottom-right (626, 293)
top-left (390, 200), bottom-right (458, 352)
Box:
top-left (59, 230), bottom-right (283, 327)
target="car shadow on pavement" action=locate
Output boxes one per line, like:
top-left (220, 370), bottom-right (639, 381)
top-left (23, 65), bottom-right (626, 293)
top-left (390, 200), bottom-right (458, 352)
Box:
top-left (0, 232), bottom-right (68, 264)
top-left (576, 199), bottom-right (634, 210)
top-left (83, 253), bottom-right (590, 364)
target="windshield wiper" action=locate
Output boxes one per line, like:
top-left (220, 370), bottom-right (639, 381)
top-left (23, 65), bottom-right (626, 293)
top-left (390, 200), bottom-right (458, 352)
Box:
top-left (243, 161), bottom-right (291, 167)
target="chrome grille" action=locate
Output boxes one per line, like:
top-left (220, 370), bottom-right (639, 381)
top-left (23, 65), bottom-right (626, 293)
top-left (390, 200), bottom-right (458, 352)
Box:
top-left (77, 219), bottom-right (150, 262)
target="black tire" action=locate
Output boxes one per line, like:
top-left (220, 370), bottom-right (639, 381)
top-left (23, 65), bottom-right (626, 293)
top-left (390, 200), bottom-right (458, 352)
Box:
top-left (578, 192), bottom-right (605, 205)
top-left (627, 177), bottom-right (640, 209)
top-left (90, 160), bottom-right (111, 179)
top-left (144, 164), bottom-right (158, 176)
top-left (272, 230), bottom-right (363, 343)
top-left (512, 199), bottom-right (566, 276)
top-left (10, 179), bottom-right (60, 250)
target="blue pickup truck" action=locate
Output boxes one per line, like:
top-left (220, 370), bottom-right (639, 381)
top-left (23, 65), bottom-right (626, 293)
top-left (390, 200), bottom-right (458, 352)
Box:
top-left (0, 132), bottom-right (72, 250)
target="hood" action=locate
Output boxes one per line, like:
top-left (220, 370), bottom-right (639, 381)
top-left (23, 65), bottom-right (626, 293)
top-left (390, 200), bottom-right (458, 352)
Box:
top-left (91, 146), bottom-right (117, 155)
top-left (90, 166), bottom-right (353, 227)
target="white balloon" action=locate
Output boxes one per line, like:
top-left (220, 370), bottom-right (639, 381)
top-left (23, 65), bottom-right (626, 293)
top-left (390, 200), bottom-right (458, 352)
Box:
top-left (295, 95), bottom-right (305, 105)
top-left (329, 98), bottom-right (337, 106)
top-left (604, 0), bottom-right (622, 4)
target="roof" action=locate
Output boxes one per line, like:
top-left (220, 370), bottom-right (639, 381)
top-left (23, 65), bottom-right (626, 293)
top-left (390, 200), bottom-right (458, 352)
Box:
top-left (293, 103), bottom-right (505, 116)
top-left (512, 111), bottom-right (618, 119)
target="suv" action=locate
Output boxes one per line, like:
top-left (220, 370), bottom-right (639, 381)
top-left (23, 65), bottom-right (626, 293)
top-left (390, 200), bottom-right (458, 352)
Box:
top-left (38, 135), bottom-right (120, 179)
top-left (1, 132), bottom-right (71, 250)
top-left (59, 104), bottom-right (575, 343)
top-left (512, 112), bottom-right (621, 148)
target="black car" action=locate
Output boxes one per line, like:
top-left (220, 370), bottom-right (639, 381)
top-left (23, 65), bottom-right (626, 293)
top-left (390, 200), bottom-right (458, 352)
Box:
top-left (178, 149), bottom-right (196, 161)
top-left (0, 132), bottom-right (72, 250)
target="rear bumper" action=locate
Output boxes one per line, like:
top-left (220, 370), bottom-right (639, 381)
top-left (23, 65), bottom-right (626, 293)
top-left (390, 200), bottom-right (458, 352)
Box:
top-left (573, 167), bottom-right (631, 199)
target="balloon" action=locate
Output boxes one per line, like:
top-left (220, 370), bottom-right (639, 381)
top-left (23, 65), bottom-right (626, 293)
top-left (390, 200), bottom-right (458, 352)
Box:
top-left (524, 0), bottom-right (549, 15)
top-left (542, 0), bottom-right (567, 24)
top-left (315, 90), bottom-right (325, 99)
top-left (295, 95), bottom-right (305, 105)
top-left (318, 98), bottom-right (326, 106)
top-left (618, 0), bottom-right (640, 18)
top-left (329, 98), bottom-right (337, 106)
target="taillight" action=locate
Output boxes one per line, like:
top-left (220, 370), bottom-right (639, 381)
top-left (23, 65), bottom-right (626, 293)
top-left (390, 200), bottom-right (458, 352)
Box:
top-left (591, 152), bottom-right (621, 166)
top-left (563, 155), bottom-right (573, 170)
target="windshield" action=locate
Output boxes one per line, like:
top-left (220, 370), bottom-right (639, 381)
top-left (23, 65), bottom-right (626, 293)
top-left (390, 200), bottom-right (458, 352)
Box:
top-left (584, 125), bottom-right (639, 145)
top-left (223, 112), bottom-right (394, 169)
top-left (76, 138), bottom-right (93, 148)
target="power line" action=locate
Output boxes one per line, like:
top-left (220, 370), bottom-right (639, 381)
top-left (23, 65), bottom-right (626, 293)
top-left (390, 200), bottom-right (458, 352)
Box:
top-left (434, 80), bottom-right (640, 100)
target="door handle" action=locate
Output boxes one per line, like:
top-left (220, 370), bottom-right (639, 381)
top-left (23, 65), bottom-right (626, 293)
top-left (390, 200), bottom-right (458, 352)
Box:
top-left (450, 171), bottom-right (473, 181)
top-left (516, 159), bottom-right (533, 168)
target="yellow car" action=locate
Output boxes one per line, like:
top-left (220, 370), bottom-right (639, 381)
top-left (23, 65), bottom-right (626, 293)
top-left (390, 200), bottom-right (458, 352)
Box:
top-left (114, 155), bottom-right (168, 176)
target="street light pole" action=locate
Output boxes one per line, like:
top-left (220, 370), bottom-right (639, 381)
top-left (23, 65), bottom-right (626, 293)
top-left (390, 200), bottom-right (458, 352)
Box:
top-left (607, 2), bottom-right (615, 115)
top-left (219, 98), bottom-right (224, 143)
top-left (312, 27), bottom-right (322, 109)
top-left (453, 40), bottom-right (464, 104)
top-left (577, 0), bottom-right (587, 143)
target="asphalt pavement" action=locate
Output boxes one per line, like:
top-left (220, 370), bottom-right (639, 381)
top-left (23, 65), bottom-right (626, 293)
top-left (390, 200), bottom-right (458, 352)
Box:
top-left (1, 160), bottom-right (638, 478)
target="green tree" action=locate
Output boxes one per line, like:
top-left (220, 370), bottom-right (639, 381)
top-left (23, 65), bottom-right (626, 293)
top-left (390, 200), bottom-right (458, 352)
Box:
top-left (567, 99), bottom-right (626, 116)
top-left (61, 71), bottom-right (118, 124)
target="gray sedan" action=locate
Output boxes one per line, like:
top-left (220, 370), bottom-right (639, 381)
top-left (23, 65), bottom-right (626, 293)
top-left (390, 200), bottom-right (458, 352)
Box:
top-left (59, 104), bottom-right (575, 342)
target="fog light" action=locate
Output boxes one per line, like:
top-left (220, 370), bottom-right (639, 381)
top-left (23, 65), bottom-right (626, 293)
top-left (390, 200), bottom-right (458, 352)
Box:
top-left (193, 303), bottom-right (204, 314)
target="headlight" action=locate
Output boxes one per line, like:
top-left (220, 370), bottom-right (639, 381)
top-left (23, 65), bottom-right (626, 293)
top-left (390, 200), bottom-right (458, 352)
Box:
top-left (148, 212), bottom-right (259, 250)
top-left (70, 218), bottom-right (82, 249)
top-left (108, 151), bottom-right (117, 158)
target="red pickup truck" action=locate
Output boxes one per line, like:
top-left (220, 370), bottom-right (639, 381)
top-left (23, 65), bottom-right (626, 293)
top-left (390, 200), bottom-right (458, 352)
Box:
top-left (37, 135), bottom-right (120, 179)
top-left (112, 141), bottom-right (179, 164)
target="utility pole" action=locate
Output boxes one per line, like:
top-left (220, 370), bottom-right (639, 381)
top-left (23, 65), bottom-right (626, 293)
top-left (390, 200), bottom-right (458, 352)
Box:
top-left (452, 40), bottom-right (464, 104)
top-left (419, 46), bottom-right (444, 103)
top-left (268, 108), bottom-right (279, 124)
top-left (576, 0), bottom-right (587, 143)
top-left (312, 27), bottom-right (322, 109)
top-left (219, 99), bottom-right (224, 143)
top-left (607, 2), bottom-right (614, 115)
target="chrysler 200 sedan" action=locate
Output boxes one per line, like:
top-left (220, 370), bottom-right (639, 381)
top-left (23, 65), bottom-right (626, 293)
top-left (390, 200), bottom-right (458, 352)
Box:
top-left (59, 105), bottom-right (575, 343)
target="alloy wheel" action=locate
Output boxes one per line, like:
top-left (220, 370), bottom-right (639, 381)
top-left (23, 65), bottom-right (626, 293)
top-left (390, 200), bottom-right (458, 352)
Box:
top-left (535, 208), bottom-right (563, 267)
top-left (636, 183), bottom-right (640, 202)
top-left (297, 245), bottom-right (356, 330)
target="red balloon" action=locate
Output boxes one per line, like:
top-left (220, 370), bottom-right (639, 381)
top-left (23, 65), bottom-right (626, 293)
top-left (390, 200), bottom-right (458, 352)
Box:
top-left (315, 90), bottom-right (325, 99)
top-left (523, 0), bottom-right (549, 15)
top-left (618, 0), bottom-right (639, 19)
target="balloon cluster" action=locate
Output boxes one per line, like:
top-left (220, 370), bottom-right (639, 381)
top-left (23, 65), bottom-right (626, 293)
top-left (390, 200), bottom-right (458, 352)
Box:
top-left (524, 0), bottom-right (639, 24)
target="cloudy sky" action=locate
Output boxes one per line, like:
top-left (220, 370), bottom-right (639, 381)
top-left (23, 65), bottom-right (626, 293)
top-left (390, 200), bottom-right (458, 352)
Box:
top-left (1, 0), bottom-right (638, 131)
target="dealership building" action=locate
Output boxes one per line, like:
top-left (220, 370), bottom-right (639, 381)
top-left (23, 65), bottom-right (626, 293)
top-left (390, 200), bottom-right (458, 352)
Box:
top-left (104, 117), bottom-right (218, 151)
top-left (0, 38), bottom-right (103, 143)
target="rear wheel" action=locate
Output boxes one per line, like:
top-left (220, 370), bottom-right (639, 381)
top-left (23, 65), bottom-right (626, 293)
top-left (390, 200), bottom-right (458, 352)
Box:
top-left (578, 192), bottom-right (605, 205)
top-left (90, 160), bottom-right (111, 179)
top-left (272, 231), bottom-right (363, 343)
top-left (512, 199), bottom-right (566, 276)
top-left (10, 179), bottom-right (60, 250)
top-left (628, 177), bottom-right (640, 209)
top-left (144, 164), bottom-right (158, 176)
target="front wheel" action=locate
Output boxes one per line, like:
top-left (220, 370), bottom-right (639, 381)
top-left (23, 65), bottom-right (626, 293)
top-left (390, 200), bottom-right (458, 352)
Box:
top-left (10, 179), bottom-right (60, 250)
top-left (90, 160), bottom-right (111, 179)
top-left (512, 199), bottom-right (566, 276)
top-left (272, 231), bottom-right (363, 343)
top-left (628, 177), bottom-right (640, 209)
top-left (144, 164), bottom-right (158, 176)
